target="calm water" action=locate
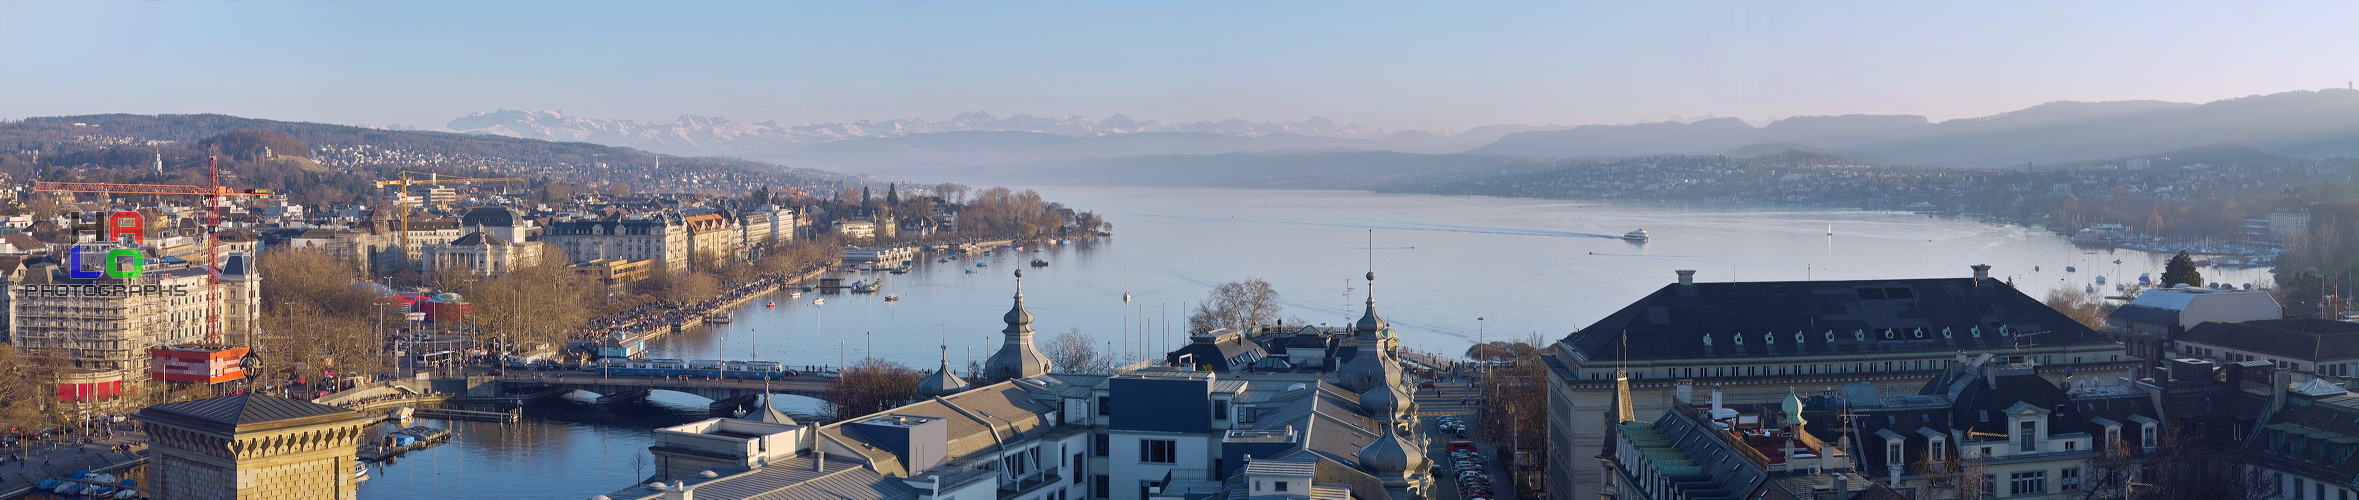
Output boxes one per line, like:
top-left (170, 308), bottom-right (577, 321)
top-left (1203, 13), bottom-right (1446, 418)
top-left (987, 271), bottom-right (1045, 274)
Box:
top-left (359, 187), bottom-right (2274, 499)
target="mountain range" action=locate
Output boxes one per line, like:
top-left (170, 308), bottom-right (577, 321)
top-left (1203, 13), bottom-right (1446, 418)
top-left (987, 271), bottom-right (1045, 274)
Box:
top-left (434, 110), bottom-right (1570, 168)
top-left (428, 89), bottom-right (2359, 175)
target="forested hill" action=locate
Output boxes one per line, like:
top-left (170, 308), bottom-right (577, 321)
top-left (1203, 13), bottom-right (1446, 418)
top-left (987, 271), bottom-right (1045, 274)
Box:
top-left (0, 113), bottom-right (859, 200)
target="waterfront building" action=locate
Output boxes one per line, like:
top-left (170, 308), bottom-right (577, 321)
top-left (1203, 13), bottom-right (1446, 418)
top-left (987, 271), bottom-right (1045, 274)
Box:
top-left (134, 393), bottom-right (375, 500)
top-left (741, 203), bottom-right (797, 250)
top-left (1545, 266), bottom-right (2136, 500)
top-left (684, 211), bottom-right (740, 271)
top-left (544, 213), bottom-right (692, 275)
top-left (835, 219), bottom-right (880, 240)
top-left (2103, 286), bottom-right (2280, 378)
top-left (572, 258), bottom-right (655, 289)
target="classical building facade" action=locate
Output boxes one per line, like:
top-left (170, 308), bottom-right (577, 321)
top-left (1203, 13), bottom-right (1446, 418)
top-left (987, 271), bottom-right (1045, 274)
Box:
top-left (1545, 266), bottom-right (2136, 500)
top-left (543, 214), bottom-right (691, 275)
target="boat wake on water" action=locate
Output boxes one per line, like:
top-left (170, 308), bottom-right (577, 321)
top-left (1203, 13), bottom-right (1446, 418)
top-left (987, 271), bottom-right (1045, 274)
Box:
top-left (1587, 252), bottom-right (1712, 258)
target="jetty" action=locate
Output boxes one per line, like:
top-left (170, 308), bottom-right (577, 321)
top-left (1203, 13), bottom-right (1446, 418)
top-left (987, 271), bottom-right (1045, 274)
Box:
top-left (411, 407), bottom-right (521, 422)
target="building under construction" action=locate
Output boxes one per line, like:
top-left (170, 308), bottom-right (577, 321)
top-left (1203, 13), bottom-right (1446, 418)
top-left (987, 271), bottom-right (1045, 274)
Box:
top-left (4, 242), bottom-right (260, 410)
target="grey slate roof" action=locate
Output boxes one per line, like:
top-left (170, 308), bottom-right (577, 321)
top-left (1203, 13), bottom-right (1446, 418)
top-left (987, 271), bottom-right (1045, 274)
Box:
top-left (1562, 277), bottom-right (2108, 361)
top-left (139, 393), bottom-right (363, 431)
top-left (2179, 319), bottom-right (2359, 361)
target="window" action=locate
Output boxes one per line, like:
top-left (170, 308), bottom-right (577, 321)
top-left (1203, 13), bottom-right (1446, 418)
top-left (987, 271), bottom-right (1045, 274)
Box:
top-left (1098, 396), bottom-right (1110, 416)
top-left (1094, 434), bottom-right (1109, 457)
top-left (2143, 425), bottom-right (2159, 449)
top-left (2062, 467), bottom-right (2081, 490)
top-left (1073, 453), bottom-right (1085, 484)
top-left (1094, 475), bottom-right (1109, 499)
top-left (2011, 470), bottom-right (2048, 495)
top-left (1140, 439), bottom-right (1177, 464)
top-left (2020, 420), bottom-right (2039, 452)
top-left (1930, 440), bottom-right (1945, 459)
top-left (1213, 400), bottom-right (1229, 420)
top-left (1275, 481), bottom-right (1289, 492)
top-left (1888, 442), bottom-right (1904, 463)
top-left (2065, 440), bottom-right (2077, 451)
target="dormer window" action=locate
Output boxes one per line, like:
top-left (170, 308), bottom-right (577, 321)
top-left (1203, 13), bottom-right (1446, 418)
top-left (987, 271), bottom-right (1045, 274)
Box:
top-left (2019, 420), bottom-right (2040, 453)
top-left (2142, 424), bottom-right (2158, 450)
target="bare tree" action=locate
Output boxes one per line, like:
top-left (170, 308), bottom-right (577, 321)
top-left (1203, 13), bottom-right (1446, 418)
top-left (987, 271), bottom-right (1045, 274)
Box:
top-left (825, 358), bottom-right (921, 420)
top-left (1042, 328), bottom-right (1115, 374)
top-left (1186, 278), bottom-right (1282, 332)
top-left (2043, 286), bottom-right (2115, 330)
top-left (0, 343), bottom-right (59, 430)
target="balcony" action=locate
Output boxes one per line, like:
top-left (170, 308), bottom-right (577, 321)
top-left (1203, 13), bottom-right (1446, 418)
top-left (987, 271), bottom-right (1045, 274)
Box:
top-left (998, 471), bottom-right (1065, 500)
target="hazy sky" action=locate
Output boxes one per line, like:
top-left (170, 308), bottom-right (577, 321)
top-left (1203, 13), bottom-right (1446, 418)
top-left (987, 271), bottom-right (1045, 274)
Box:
top-left (6, 1), bottom-right (2357, 132)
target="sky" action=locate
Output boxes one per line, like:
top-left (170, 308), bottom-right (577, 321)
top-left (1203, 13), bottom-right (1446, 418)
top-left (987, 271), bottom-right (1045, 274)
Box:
top-left (5, 1), bottom-right (2357, 132)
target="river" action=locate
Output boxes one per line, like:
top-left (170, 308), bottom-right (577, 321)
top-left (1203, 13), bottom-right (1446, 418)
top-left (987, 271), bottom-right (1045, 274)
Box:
top-left (357, 186), bottom-right (2275, 499)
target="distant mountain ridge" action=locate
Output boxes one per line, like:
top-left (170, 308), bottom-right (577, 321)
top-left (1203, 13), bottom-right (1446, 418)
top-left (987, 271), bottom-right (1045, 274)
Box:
top-left (434, 110), bottom-right (1571, 169)
top-left (1474, 89), bottom-right (2359, 165)
top-left (445, 110), bottom-right (1388, 152)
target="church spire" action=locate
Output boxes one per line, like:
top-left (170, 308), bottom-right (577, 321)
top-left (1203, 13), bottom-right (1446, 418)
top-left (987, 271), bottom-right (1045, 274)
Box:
top-left (984, 269), bottom-right (1051, 382)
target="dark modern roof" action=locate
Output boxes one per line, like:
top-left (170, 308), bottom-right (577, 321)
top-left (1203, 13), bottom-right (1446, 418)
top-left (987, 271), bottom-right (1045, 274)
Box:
top-left (136, 393), bottom-right (365, 433)
top-left (1168, 333), bottom-right (1270, 372)
top-left (2240, 391), bottom-right (2359, 487)
top-left (2179, 319), bottom-right (2359, 361)
top-left (1561, 277), bottom-right (2108, 361)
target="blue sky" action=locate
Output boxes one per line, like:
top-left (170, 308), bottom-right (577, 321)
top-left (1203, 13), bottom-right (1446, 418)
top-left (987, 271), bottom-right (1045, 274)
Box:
top-left (5, 1), bottom-right (2356, 131)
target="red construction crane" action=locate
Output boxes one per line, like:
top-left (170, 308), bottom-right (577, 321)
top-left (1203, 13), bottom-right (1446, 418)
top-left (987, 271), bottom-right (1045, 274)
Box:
top-left (33, 156), bottom-right (270, 345)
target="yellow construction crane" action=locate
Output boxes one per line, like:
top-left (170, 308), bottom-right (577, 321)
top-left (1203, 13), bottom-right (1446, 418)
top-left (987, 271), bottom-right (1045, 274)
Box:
top-left (374, 171), bottom-right (526, 269)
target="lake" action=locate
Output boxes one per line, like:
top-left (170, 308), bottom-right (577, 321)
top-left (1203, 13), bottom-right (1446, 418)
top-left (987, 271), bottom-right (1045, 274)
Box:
top-left (358, 186), bottom-right (2272, 499)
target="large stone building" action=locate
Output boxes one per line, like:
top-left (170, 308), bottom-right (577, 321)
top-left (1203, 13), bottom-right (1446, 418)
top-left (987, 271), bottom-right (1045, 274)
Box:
top-left (543, 214), bottom-right (691, 275)
top-left (1545, 266), bottom-right (2135, 500)
top-left (134, 393), bottom-right (376, 500)
top-left (419, 230), bottom-right (542, 281)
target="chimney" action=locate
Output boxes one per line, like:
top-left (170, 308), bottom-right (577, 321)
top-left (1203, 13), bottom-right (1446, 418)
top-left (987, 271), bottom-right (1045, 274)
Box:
top-left (1677, 270), bottom-right (1696, 288)
top-left (1676, 381), bottom-right (1693, 404)
top-left (1832, 473), bottom-right (1847, 498)
top-left (1971, 264), bottom-right (1991, 280)
top-left (1710, 388), bottom-right (1723, 416)
top-left (2271, 369), bottom-right (2292, 414)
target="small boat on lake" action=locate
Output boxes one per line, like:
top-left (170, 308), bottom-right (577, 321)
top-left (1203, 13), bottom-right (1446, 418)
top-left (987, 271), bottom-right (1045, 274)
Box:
top-left (884, 294), bottom-right (900, 301)
top-left (812, 298), bottom-right (826, 305)
top-left (1622, 229), bottom-right (1650, 241)
top-left (1030, 259), bottom-right (1048, 267)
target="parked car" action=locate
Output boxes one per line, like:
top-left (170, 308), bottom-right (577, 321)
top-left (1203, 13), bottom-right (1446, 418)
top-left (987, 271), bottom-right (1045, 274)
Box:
top-left (1446, 441), bottom-right (1478, 453)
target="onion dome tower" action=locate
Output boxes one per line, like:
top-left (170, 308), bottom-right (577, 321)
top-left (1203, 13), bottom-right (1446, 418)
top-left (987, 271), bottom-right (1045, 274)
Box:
top-left (1339, 271), bottom-right (1395, 393)
top-left (983, 269), bottom-right (1053, 382)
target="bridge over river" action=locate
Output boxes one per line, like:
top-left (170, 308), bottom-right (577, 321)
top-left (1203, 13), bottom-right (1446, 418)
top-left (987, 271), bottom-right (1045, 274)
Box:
top-left (470, 372), bottom-right (839, 414)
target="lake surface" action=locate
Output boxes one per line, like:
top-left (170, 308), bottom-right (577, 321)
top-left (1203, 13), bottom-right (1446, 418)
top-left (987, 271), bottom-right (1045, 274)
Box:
top-left (359, 186), bottom-right (2274, 499)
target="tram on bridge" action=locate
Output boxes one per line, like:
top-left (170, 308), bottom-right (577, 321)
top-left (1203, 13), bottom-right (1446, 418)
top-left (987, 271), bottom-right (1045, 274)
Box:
top-left (594, 358), bottom-right (799, 379)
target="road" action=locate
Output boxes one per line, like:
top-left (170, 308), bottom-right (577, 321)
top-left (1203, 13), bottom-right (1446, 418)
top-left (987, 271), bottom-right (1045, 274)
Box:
top-left (1413, 374), bottom-right (1520, 500)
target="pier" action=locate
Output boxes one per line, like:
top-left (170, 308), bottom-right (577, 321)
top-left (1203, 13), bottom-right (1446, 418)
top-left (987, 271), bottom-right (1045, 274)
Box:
top-left (411, 407), bottom-right (522, 422)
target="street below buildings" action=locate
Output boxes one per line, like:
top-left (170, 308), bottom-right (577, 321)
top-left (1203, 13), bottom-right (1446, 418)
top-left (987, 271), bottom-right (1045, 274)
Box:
top-left (1414, 373), bottom-right (1519, 500)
